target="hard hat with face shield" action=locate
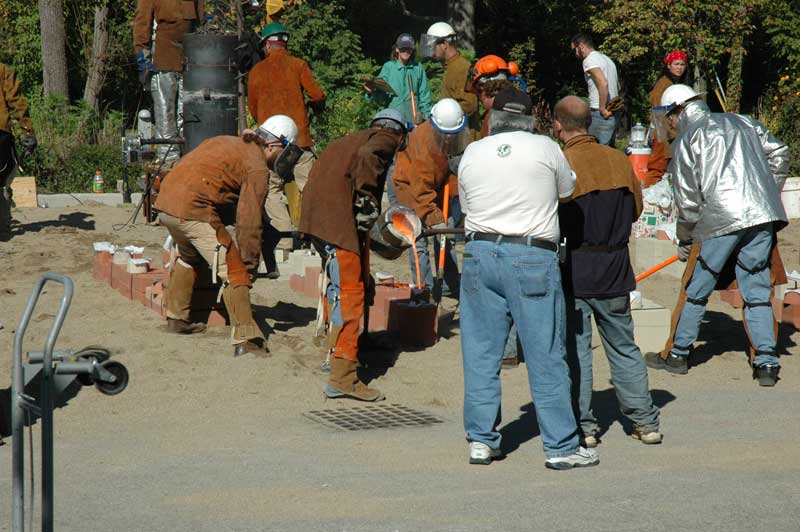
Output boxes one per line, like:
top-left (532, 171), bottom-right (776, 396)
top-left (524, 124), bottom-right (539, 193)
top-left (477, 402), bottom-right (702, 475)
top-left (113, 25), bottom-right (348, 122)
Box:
top-left (429, 98), bottom-right (469, 157)
top-left (419, 21), bottom-right (456, 59)
top-left (651, 84), bottom-right (702, 146)
top-left (257, 115), bottom-right (302, 180)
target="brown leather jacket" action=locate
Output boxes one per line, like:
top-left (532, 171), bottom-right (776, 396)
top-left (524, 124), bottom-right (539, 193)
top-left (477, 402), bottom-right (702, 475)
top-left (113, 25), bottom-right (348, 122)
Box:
top-left (393, 121), bottom-right (450, 227)
top-left (0, 63), bottom-right (33, 134)
top-left (133, 0), bottom-right (204, 72)
top-left (154, 136), bottom-right (268, 266)
top-left (247, 49), bottom-right (325, 148)
top-left (299, 128), bottom-right (400, 254)
top-left (441, 52), bottom-right (479, 134)
top-left (644, 75), bottom-right (674, 186)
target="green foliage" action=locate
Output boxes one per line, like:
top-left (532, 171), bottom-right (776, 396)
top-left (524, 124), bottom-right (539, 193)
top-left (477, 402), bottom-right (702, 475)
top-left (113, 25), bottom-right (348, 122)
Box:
top-left (758, 69), bottom-right (800, 175)
top-left (19, 95), bottom-right (127, 193)
top-left (282, 0), bottom-right (379, 148)
top-left (0, 0), bottom-right (43, 94)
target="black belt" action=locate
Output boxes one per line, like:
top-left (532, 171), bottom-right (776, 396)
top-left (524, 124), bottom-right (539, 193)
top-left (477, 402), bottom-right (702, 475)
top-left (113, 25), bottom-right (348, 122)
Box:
top-left (467, 232), bottom-right (557, 252)
top-left (574, 243), bottom-right (628, 253)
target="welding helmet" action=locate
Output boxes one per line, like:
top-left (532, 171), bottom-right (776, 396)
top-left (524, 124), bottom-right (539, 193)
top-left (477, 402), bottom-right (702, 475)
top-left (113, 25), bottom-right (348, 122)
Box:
top-left (258, 115), bottom-right (302, 180)
top-left (429, 98), bottom-right (469, 157)
top-left (420, 22), bottom-right (455, 59)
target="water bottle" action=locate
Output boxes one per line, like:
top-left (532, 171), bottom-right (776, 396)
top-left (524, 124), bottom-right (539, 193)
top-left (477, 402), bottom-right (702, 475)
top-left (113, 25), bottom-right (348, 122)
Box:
top-left (93, 170), bottom-right (104, 194)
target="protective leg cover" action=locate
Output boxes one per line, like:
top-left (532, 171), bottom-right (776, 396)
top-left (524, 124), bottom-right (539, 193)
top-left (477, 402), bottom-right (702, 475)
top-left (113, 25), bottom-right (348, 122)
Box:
top-left (0, 185), bottom-right (11, 237)
top-left (150, 71), bottom-right (183, 163)
top-left (328, 248), bottom-right (364, 362)
top-left (166, 260), bottom-right (196, 321)
top-left (326, 355), bottom-right (384, 402)
top-left (222, 284), bottom-right (264, 345)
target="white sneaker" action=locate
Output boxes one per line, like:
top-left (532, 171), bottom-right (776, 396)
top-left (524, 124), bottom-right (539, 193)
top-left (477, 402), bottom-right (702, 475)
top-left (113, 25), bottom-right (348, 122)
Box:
top-left (469, 441), bottom-right (502, 465)
top-left (545, 446), bottom-right (600, 470)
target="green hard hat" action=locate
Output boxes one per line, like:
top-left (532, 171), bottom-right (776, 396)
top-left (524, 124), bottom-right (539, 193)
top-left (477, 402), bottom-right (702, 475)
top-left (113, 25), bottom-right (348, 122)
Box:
top-left (260, 22), bottom-right (289, 41)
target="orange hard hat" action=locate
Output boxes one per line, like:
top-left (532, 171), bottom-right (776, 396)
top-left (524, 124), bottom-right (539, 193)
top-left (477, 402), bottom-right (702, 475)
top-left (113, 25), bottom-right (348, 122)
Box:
top-left (469, 55), bottom-right (522, 93)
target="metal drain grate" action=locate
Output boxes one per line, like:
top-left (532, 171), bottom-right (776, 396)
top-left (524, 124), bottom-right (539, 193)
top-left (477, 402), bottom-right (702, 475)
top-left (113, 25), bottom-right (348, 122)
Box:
top-left (304, 403), bottom-right (445, 431)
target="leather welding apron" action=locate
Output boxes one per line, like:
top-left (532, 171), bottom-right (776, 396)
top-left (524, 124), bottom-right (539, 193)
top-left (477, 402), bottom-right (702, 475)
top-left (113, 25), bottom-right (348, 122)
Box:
top-left (660, 240), bottom-right (786, 364)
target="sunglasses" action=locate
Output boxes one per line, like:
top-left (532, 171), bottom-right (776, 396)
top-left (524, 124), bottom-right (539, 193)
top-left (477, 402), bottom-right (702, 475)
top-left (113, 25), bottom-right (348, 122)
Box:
top-left (398, 47), bottom-right (415, 54)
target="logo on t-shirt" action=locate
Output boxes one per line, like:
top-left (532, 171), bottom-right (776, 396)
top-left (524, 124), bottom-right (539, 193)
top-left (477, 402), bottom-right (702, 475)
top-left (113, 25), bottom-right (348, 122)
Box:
top-left (497, 144), bottom-right (511, 158)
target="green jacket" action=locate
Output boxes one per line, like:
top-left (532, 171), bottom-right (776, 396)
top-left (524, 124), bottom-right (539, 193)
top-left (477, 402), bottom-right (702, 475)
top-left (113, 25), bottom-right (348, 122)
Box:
top-left (369, 59), bottom-right (432, 123)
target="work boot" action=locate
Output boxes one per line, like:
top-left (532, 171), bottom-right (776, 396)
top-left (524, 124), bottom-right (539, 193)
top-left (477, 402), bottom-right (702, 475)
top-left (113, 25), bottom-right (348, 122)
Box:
top-left (644, 352), bottom-right (688, 375)
top-left (166, 261), bottom-right (195, 321)
top-left (233, 338), bottom-right (268, 357)
top-left (166, 318), bottom-right (207, 334)
top-left (631, 427), bottom-right (663, 444)
top-left (753, 364), bottom-right (780, 387)
top-left (323, 356), bottom-right (384, 401)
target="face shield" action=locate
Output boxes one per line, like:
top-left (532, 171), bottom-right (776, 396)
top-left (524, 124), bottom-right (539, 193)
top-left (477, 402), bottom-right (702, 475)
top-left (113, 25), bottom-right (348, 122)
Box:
top-left (432, 124), bottom-right (470, 157)
top-left (419, 34), bottom-right (440, 59)
top-left (274, 142), bottom-right (303, 180)
top-left (651, 104), bottom-right (678, 157)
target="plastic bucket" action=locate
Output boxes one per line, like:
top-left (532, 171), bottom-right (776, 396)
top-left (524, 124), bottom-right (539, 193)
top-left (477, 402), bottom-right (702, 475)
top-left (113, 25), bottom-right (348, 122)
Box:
top-left (781, 177), bottom-right (800, 220)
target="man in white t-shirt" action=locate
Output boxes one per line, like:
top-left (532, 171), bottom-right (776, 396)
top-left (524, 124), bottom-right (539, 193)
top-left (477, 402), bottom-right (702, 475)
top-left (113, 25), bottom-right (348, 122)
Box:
top-left (456, 87), bottom-right (599, 470)
top-left (571, 33), bottom-right (619, 146)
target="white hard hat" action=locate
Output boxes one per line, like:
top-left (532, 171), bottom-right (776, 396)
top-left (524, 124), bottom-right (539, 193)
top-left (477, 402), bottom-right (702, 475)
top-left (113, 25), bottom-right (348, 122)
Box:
top-left (258, 114), bottom-right (298, 144)
top-left (430, 98), bottom-right (466, 133)
top-left (426, 22), bottom-right (456, 39)
top-left (660, 84), bottom-right (700, 109)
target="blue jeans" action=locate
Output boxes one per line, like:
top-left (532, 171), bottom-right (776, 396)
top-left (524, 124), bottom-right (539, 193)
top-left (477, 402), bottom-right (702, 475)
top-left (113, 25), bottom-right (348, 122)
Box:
top-left (671, 223), bottom-right (778, 367)
top-left (589, 110), bottom-right (617, 146)
top-left (460, 240), bottom-right (579, 458)
top-left (566, 296), bottom-right (660, 436)
top-left (409, 234), bottom-right (460, 294)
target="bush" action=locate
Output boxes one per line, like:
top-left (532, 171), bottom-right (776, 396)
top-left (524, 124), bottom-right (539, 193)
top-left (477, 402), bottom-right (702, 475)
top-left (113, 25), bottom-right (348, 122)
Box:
top-left (18, 95), bottom-right (133, 193)
top-left (758, 69), bottom-right (800, 176)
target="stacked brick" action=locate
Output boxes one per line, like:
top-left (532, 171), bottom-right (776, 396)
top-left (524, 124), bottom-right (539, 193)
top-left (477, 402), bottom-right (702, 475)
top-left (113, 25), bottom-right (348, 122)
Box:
top-left (92, 247), bottom-right (228, 326)
top-left (288, 266), bottom-right (439, 347)
top-left (718, 284), bottom-right (800, 329)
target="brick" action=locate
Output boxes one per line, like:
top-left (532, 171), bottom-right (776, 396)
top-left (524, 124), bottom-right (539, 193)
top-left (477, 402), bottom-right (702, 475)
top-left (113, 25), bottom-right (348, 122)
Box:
top-left (784, 291), bottom-right (800, 306)
top-left (151, 281), bottom-right (164, 296)
top-left (132, 270), bottom-right (169, 297)
top-left (92, 251), bottom-right (113, 283)
top-left (189, 309), bottom-right (229, 326)
top-left (304, 266), bottom-right (322, 299)
top-left (369, 284), bottom-right (411, 332)
top-left (150, 293), bottom-right (166, 319)
top-left (289, 274), bottom-right (305, 294)
top-left (387, 299), bottom-right (438, 348)
top-left (783, 303), bottom-right (800, 329)
top-left (111, 263), bottom-right (133, 299)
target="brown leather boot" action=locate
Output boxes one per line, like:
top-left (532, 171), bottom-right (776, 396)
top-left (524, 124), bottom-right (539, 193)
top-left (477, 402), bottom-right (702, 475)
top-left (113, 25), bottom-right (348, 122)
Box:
top-left (165, 262), bottom-right (206, 334)
top-left (323, 356), bottom-right (384, 401)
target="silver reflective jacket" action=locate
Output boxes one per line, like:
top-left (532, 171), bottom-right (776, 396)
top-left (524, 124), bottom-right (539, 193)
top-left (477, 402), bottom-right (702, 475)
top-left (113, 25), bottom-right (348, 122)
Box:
top-left (668, 100), bottom-right (789, 243)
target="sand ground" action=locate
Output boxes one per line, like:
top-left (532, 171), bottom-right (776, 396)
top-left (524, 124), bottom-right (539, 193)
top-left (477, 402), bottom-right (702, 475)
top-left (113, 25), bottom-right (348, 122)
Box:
top-left (0, 204), bottom-right (798, 532)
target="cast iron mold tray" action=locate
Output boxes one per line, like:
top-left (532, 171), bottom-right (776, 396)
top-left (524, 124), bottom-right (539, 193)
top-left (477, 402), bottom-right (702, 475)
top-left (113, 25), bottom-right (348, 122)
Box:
top-left (304, 403), bottom-right (445, 431)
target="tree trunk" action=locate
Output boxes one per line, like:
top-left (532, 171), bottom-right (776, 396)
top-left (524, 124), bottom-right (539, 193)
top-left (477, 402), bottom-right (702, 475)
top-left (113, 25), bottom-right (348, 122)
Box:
top-left (448, 0), bottom-right (475, 51)
top-left (39, 0), bottom-right (69, 98)
top-left (725, 35), bottom-right (745, 113)
top-left (83, 3), bottom-right (110, 109)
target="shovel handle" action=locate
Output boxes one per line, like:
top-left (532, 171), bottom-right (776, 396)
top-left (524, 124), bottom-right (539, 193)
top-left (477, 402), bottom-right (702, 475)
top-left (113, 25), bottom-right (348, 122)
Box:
top-left (635, 255), bottom-right (679, 282)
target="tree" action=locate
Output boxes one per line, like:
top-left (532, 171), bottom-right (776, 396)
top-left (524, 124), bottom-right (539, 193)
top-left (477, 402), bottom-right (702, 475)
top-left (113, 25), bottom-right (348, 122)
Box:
top-left (83, 1), bottom-right (110, 109)
top-left (449, 0), bottom-right (475, 50)
top-left (39, 0), bottom-right (69, 97)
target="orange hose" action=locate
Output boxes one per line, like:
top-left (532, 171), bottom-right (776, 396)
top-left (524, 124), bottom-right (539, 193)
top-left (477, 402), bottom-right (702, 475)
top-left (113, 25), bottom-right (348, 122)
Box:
top-left (635, 255), bottom-right (679, 282)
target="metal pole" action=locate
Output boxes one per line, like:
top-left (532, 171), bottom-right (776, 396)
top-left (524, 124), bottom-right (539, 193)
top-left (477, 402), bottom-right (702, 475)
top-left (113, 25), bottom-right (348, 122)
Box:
top-left (235, 0), bottom-right (247, 133)
top-left (41, 274), bottom-right (74, 532)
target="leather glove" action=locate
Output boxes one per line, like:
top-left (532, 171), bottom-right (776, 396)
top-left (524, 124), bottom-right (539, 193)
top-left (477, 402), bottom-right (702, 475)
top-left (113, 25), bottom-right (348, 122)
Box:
top-left (606, 96), bottom-right (625, 114)
top-left (448, 155), bottom-right (462, 175)
top-left (677, 241), bottom-right (692, 262)
top-left (354, 194), bottom-right (379, 233)
top-left (20, 134), bottom-right (37, 155)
